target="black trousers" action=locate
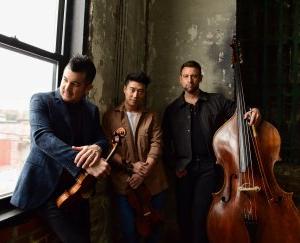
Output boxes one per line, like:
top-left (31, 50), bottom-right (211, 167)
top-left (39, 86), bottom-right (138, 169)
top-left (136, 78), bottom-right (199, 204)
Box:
top-left (176, 160), bottom-right (217, 243)
top-left (37, 197), bottom-right (91, 243)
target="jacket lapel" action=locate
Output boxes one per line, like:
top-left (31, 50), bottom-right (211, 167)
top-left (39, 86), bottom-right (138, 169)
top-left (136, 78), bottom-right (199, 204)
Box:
top-left (53, 90), bottom-right (72, 133)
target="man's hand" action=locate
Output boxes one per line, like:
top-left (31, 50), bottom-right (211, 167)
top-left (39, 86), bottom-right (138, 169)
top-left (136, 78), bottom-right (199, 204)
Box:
top-left (85, 158), bottom-right (111, 178)
top-left (73, 144), bottom-right (102, 169)
top-left (132, 161), bottom-right (151, 177)
top-left (244, 108), bottom-right (261, 126)
top-left (127, 174), bottom-right (144, 189)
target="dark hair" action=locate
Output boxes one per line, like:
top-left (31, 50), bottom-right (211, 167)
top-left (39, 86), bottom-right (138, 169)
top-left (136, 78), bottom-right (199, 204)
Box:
top-left (124, 71), bottom-right (151, 87)
top-left (67, 54), bottom-right (96, 84)
top-left (180, 60), bottom-right (202, 75)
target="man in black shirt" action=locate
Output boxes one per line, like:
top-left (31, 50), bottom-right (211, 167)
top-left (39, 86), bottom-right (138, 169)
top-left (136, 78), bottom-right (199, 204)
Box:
top-left (162, 60), bottom-right (261, 243)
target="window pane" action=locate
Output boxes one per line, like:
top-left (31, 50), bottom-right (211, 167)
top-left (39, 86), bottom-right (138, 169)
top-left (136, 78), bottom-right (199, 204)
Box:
top-left (0, 47), bottom-right (55, 198)
top-left (0, 0), bottom-right (60, 52)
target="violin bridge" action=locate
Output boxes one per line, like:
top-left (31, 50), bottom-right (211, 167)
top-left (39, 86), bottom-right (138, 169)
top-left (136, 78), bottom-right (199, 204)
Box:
top-left (238, 186), bottom-right (261, 192)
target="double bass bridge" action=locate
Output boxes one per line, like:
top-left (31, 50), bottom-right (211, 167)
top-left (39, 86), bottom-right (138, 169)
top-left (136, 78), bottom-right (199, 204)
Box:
top-left (238, 185), bottom-right (261, 192)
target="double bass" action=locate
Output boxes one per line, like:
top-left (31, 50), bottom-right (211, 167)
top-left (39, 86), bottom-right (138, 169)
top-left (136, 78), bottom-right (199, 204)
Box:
top-left (207, 37), bottom-right (300, 242)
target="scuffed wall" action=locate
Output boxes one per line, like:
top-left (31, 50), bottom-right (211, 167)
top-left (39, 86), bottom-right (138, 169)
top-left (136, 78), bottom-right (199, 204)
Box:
top-left (89, 0), bottom-right (236, 114)
top-left (88, 0), bottom-right (118, 114)
top-left (147, 0), bottom-right (236, 113)
top-left (145, 0), bottom-right (236, 241)
top-left (87, 0), bottom-right (236, 242)
top-left (88, 1), bottom-right (148, 242)
top-left (89, 0), bottom-right (147, 113)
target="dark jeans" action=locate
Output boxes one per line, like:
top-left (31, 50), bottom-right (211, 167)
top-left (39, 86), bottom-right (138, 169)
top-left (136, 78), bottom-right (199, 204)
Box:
top-left (37, 197), bottom-right (90, 243)
top-left (176, 160), bottom-right (217, 243)
top-left (115, 191), bottom-right (165, 243)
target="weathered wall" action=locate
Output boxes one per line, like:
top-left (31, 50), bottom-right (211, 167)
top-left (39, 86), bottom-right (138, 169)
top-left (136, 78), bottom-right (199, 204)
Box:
top-left (89, 0), bottom-right (147, 113)
top-left (88, 1), bottom-right (236, 242)
top-left (87, 1), bottom-right (299, 243)
top-left (89, 0), bottom-right (236, 114)
top-left (88, 1), bottom-right (148, 242)
top-left (145, 2), bottom-right (236, 240)
top-left (87, 0), bottom-right (237, 242)
top-left (147, 0), bottom-right (236, 113)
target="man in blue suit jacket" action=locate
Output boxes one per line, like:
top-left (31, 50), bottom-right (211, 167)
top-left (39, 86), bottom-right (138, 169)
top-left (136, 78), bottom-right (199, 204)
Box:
top-left (11, 54), bottom-right (110, 243)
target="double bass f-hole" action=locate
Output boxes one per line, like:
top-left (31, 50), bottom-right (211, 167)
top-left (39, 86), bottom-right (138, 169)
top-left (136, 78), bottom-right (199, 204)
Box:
top-left (221, 173), bottom-right (238, 203)
top-left (56, 127), bottom-right (126, 208)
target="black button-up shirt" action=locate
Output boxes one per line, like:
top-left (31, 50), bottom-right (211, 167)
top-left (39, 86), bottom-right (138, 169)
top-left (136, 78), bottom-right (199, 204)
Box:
top-left (190, 103), bottom-right (208, 159)
top-left (162, 90), bottom-right (235, 171)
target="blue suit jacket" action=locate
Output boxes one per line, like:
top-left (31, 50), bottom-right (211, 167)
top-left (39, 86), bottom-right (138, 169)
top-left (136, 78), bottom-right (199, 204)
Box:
top-left (10, 90), bottom-right (108, 210)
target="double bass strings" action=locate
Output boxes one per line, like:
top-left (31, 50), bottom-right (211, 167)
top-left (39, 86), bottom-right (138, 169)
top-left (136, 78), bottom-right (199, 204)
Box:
top-left (233, 43), bottom-right (258, 220)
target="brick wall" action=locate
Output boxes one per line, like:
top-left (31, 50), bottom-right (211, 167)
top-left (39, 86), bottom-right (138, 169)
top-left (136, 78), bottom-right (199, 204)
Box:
top-left (0, 216), bottom-right (60, 243)
top-left (0, 181), bottom-right (111, 243)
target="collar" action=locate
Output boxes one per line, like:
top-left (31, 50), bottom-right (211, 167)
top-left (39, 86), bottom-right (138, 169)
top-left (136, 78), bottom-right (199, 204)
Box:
top-left (114, 102), bottom-right (148, 113)
top-left (54, 89), bottom-right (86, 106)
top-left (54, 89), bottom-right (62, 101)
top-left (176, 89), bottom-right (209, 108)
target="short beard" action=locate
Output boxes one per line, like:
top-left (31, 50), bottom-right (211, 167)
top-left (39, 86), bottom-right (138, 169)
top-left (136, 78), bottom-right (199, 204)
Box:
top-left (184, 86), bottom-right (198, 94)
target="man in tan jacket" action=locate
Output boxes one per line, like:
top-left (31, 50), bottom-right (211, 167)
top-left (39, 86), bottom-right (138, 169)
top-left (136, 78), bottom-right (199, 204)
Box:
top-left (102, 71), bottom-right (168, 243)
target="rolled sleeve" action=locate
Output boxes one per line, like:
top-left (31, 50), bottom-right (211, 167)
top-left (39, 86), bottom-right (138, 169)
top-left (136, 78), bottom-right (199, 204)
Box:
top-left (147, 113), bottom-right (162, 161)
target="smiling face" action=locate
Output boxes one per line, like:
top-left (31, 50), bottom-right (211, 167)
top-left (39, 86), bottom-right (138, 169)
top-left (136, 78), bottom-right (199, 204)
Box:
top-left (179, 66), bottom-right (202, 94)
top-left (59, 66), bottom-right (93, 103)
top-left (123, 80), bottom-right (146, 112)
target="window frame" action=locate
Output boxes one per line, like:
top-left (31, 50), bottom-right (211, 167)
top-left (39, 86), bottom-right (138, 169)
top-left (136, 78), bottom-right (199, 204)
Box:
top-left (0, 0), bottom-right (73, 213)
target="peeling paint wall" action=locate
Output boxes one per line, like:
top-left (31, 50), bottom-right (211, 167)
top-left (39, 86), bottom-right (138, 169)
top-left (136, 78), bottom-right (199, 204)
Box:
top-left (147, 0), bottom-right (236, 112)
top-left (88, 0), bottom-right (236, 242)
top-left (88, 0), bottom-right (118, 113)
top-left (89, 0), bottom-right (147, 113)
top-left (89, 0), bottom-right (236, 113)
top-left (88, 1), bottom-right (148, 242)
top-left (87, 1), bottom-right (300, 242)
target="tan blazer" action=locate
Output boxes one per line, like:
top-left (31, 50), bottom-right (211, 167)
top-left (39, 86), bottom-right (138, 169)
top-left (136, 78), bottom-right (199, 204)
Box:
top-left (102, 103), bottom-right (168, 195)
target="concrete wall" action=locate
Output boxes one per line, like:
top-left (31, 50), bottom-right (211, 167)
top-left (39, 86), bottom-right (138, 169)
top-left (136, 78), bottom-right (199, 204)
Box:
top-left (88, 1), bottom-right (236, 242)
top-left (89, 0), bottom-right (148, 113)
top-left (88, 1), bottom-right (149, 242)
top-left (147, 0), bottom-right (236, 113)
top-left (89, 0), bottom-right (236, 114)
top-left (2, 1), bottom-right (299, 243)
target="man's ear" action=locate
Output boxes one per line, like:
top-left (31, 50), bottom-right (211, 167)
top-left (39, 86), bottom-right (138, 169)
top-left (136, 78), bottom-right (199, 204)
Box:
top-left (85, 84), bottom-right (93, 95)
top-left (179, 74), bottom-right (183, 83)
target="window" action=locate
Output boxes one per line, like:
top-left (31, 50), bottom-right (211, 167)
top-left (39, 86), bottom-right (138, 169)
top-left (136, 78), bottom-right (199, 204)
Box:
top-left (0, 1), bottom-right (59, 52)
top-left (0, 0), bottom-right (69, 200)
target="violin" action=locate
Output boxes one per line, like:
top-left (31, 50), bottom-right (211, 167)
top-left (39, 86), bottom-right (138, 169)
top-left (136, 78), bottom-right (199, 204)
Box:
top-left (206, 36), bottom-right (300, 243)
top-left (124, 163), bottom-right (163, 237)
top-left (56, 127), bottom-right (126, 208)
